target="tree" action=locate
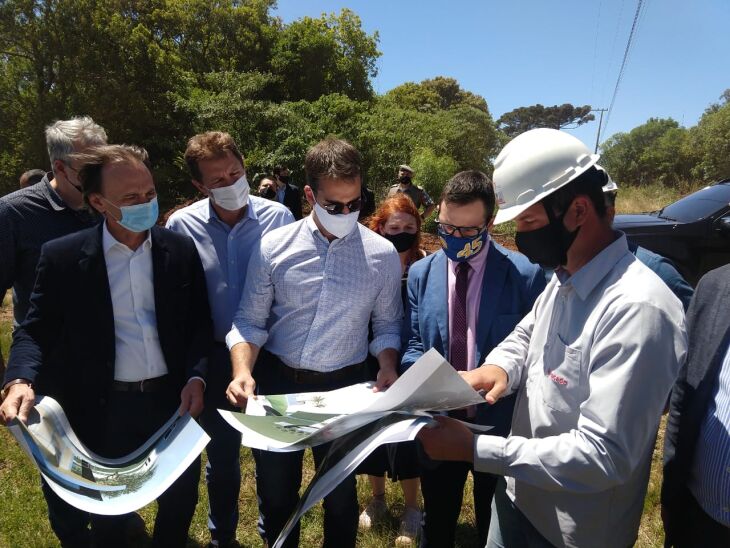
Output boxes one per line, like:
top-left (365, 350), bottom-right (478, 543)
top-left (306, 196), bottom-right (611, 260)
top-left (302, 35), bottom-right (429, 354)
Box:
top-left (689, 103), bottom-right (730, 182)
top-left (497, 104), bottom-right (594, 138)
top-left (600, 118), bottom-right (687, 185)
top-left (270, 9), bottom-right (380, 101)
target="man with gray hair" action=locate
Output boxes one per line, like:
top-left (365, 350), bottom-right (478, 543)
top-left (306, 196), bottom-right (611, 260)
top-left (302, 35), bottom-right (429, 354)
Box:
top-left (0, 115), bottom-right (107, 546)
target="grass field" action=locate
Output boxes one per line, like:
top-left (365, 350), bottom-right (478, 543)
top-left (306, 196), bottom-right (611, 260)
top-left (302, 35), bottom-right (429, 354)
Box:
top-left (0, 183), bottom-right (687, 547)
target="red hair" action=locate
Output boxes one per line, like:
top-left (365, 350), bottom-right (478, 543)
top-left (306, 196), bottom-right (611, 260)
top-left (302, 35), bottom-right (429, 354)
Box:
top-left (368, 194), bottom-right (422, 262)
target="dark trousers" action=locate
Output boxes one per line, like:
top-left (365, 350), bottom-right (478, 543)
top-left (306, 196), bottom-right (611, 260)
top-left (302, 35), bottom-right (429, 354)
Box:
top-left (253, 351), bottom-right (363, 548)
top-left (200, 343), bottom-right (242, 544)
top-left (420, 459), bottom-right (497, 547)
top-left (90, 387), bottom-right (201, 547)
top-left (671, 490), bottom-right (730, 548)
top-left (41, 478), bottom-right (91, 547)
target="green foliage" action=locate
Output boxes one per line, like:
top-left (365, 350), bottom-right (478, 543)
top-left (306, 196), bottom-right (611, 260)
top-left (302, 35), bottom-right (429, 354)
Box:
top-left (410, 147), bottom-right (458, 202)
top-left (271, 9), bottom-right (380, 102)
top-left (689, 102), bottom-right (730, 182)
top-left (497, 104), bottom-right (594, 138)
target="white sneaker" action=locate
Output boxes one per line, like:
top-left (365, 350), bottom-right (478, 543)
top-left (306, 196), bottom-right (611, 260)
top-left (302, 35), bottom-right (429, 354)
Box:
top-left (394, 507), bottom-right (422, 546)
top-left (359, 497), bottom-right (387, 529)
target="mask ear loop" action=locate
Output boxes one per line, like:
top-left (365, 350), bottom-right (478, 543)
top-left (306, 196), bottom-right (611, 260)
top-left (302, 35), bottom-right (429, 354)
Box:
top-left (98, 196), bottom-right (124, 224)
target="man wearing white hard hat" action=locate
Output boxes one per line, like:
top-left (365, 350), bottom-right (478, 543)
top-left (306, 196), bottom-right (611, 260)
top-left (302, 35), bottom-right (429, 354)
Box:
top-left (418, 128), bottom-right (688, 548)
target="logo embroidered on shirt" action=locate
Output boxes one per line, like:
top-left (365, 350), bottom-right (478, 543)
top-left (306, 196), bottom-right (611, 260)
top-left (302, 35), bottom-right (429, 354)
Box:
top-left (547, 370), bottom-right (568, 386)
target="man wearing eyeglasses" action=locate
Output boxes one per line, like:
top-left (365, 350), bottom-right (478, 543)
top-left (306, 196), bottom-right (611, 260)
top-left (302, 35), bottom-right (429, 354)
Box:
top-left (402, 170), bottom-right (546, 547)
top-left (225, 137), bottom-right (403, 548)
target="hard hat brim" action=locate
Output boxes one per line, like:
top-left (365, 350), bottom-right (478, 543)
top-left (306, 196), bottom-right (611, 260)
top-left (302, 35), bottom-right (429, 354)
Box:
top-left (493, 201), bottom-right (535, 225)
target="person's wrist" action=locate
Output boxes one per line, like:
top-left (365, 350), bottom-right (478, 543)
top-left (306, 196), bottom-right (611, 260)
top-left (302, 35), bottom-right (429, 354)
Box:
top-left (1, 379), bottom-right (33, 400)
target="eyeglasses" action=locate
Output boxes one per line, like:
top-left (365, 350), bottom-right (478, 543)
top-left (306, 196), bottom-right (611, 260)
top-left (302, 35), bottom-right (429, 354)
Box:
top-left (318, 196), bottom-right (365, 215)
top-left (436, 221), bottom-right (487, 238)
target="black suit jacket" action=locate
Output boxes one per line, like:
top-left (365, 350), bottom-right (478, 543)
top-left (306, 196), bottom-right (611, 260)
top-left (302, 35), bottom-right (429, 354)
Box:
top-left (5, 224), bottom-right (213, 452)
top-left (662, 264), bottom-right (730, 543)
top-left (281, 183), bottom-right (303, 220)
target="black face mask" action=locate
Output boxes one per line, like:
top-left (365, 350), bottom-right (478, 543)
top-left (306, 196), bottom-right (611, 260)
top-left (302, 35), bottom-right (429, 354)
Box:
top-left (279, 175), bottom-right (290, 184)
top-left (383, 231), bottom-right (417, 253)
top-left (398, 175), bottom-right (412, 185)
top-left (515, 203), bottom-right (580, 269)
top-left (261, 187), bottom-right (276, 200)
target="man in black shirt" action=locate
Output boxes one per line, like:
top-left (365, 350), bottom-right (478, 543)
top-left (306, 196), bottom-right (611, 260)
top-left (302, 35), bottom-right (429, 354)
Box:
top-left (0, 115), bottom-right (107, 547)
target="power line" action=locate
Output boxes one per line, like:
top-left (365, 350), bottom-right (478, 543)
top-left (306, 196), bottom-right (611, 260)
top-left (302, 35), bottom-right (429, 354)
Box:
top-left (601, 0), bottom-right (647, 138)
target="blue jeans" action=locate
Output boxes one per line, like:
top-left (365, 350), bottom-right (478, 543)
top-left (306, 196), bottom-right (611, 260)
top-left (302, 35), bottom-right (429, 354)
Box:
top-left (486, 478), bottom-right (555, 548)
top-left (252, 351), bottom-right (362, 548)
top-left (200, 343), bottom-right (242, 544)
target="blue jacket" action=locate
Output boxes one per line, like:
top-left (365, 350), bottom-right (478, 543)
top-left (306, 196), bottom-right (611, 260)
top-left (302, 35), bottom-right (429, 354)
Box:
top-left (631, 242), bottom-right (693, 312)
top-left (402, 241), bottom-right (546, 435)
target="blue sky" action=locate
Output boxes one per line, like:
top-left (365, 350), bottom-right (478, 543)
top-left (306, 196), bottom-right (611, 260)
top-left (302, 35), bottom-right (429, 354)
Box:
top-left (273, 0), bottom-right (730, 149)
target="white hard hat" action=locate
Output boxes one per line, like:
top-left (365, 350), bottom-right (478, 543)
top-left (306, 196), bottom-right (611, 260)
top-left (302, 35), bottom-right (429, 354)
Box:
top-left (597, 165), bottom-right (618, 193)
top-left (492, 128), bottom-right (600, 224)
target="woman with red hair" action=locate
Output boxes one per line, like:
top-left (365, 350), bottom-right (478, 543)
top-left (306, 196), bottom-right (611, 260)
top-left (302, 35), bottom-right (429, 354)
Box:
top-left (358, 193), bottom-right (426, 545)
top-left (367, 193), bottom-right (427, 285)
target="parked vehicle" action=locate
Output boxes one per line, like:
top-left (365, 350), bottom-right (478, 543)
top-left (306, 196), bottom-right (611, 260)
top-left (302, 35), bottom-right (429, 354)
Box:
top-left (613, 180), bottom-right (730, 286)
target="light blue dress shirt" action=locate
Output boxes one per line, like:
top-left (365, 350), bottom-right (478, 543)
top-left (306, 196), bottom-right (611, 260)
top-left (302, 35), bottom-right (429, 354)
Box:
top-left (226, 215), bottom-right (403, 371)
top-left (166, 196), bottom-right (294, 341)
top-left (689, 340), bottom-right (730, 527)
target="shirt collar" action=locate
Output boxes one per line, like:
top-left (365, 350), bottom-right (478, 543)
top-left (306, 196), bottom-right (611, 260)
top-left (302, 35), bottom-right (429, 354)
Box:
top-left (557, 231), bottom-right (630, 300)
top-left (102, 221), bottom-right (152, 255)
top-left (40, 175), bottom-right (68, 212)
top-left (448, 234), bottom-right (491, 275)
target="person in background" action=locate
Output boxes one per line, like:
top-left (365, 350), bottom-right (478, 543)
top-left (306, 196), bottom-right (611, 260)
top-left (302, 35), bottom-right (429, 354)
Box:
top-left (258, 174), bottom-right (277, 201)
top-left (357, 193), bottom-right (427, 545)
top-left (359, 184), bottom-right (376, 221)
top-left (403, 170), bottom-right (545, 547)
top-left (0, 115), bottom-right (107, 545)
top-left (166, 131), bottom-right (293, 547)
top-left (602, 171), bottom-right (693, 310)
top-left (272, 165), bottom-right (303, 220)
top-left (19, 169), bottom-right (47, 189)
top-left (387, 165), bottom-right (435, 220)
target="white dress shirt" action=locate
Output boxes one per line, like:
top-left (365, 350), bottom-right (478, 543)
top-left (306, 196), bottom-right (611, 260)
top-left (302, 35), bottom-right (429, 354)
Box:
top-left (102, 223), bottom-right (168, 382)
top-left (473, 233), bottom-right (688, 548)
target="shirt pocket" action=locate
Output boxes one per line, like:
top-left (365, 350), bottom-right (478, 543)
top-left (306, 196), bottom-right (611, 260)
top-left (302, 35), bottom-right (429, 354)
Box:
top-left (541, 338), bottom-right (583, 413)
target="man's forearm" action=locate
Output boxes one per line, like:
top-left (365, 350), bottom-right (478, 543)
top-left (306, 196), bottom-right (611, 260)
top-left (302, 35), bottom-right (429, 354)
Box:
top-left (231, 342), bottom-right (260, 379)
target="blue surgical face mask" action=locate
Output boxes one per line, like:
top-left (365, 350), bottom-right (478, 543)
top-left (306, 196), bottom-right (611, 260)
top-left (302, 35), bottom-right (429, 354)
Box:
top-left (438, 229), bottom-right (488, 262)
top-left (103, 196), bottom-right (159, 233)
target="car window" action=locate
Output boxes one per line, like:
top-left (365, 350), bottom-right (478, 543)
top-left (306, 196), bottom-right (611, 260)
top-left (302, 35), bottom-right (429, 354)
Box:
top-left (659, 184), bottom-right (730, 222)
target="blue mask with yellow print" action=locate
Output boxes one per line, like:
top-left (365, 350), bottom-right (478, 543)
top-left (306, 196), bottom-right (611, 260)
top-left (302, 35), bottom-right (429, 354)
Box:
top-left (438, 229), bottom-right (488, 262)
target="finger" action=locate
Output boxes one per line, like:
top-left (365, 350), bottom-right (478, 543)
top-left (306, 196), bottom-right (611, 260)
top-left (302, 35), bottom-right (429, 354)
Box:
top-left (484, 381), bottom-right (507, 405)
top-left (190, 395), bottom-right (204, 418)
top-left (18, 395), bottom-right (34, 424)
top-left (178, 392), bottom-right (191, 416)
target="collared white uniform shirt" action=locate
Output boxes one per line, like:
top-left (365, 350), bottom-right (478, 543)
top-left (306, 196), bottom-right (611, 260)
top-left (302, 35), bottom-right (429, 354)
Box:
top-left (474, 233), bottom-right (688, 548)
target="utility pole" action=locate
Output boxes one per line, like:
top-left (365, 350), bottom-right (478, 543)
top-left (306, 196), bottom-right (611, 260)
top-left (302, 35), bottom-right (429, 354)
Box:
top-left (593, 108), bottom-right (608, 153)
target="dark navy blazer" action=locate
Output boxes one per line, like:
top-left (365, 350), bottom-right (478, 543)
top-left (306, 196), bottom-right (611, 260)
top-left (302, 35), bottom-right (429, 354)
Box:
top-left (5, 224), bottom-right (213, 451)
